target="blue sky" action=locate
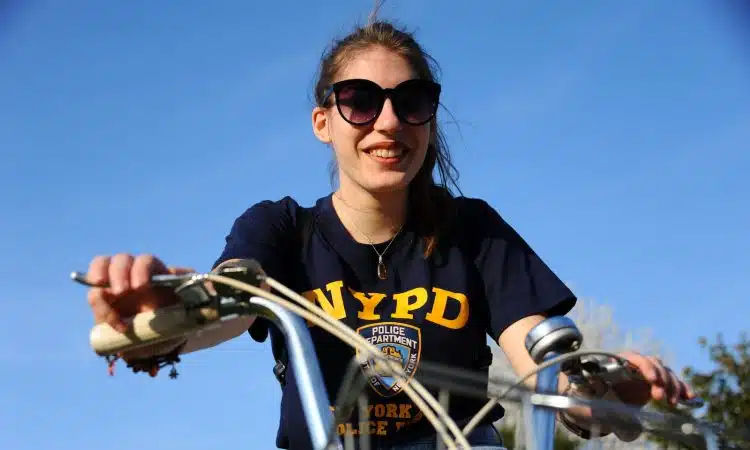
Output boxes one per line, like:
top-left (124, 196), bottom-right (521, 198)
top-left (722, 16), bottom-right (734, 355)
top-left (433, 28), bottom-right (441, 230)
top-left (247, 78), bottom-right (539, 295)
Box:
top-left (1, 1), bottom-right (748, 448)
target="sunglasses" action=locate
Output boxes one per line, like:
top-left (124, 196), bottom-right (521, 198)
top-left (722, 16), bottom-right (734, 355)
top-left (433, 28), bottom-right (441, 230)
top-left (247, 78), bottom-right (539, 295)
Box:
top-left (322, 78), bottom-right (441, 126)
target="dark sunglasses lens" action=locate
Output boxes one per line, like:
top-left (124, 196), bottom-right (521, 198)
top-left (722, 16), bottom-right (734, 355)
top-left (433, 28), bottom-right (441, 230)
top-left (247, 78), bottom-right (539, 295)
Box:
top-left (394, 81), bottom-right (438, 124)
top-left (336, 82), bottom-right (382, 124)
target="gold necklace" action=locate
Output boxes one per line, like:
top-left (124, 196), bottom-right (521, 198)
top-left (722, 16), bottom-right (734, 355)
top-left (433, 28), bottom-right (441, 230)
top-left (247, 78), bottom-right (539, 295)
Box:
top-left (334, 194), bottom-right (404, 280)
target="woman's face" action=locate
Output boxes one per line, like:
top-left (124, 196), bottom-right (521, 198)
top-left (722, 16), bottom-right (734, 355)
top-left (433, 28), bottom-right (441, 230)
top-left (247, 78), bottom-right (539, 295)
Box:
top-left (312, 46), bottom-right (437, 195)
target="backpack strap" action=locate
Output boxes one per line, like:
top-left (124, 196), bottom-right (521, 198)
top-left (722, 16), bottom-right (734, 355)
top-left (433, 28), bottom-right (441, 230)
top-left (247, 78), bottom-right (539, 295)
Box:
top-left (267, 206), bottom-right (314, 387)
top-left (443, 198), bottom-right (494, 373)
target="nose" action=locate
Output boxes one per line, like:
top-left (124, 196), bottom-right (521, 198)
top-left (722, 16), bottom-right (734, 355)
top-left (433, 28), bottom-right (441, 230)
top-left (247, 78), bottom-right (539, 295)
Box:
top-left (373, 98), bottom-right (401, 132)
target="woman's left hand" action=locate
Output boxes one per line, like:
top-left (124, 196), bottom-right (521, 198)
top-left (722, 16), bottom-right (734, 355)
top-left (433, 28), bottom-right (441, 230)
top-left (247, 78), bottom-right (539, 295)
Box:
top-left (611, 351), bottom-right (697, 407)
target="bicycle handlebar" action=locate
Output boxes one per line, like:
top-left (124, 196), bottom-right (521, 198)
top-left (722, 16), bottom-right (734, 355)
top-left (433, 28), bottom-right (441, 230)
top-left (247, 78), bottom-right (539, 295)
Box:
top-left (71, 264), bottom-right (741, 450)
top-left (74, 269), bottom-right (341, 450)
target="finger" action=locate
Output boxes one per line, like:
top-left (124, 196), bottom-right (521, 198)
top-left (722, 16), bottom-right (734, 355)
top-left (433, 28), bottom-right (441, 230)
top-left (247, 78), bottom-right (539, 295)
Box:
top-left (647, 357), bottom-right (669, 401)
top-left (109, 253), bottom-right (134, 295)
top-left (131, 254), bottom-right (168, 290)
top-left (88, 255), bottom-right (111, 285)
top-left (620, 351), bottom-right (665, 401)
top-left (87, 285), bottom-right (109, 323)
top-left (648, 357), bottom-right (669, 386)
top-left (685, 382), bottom-right (695, 399)
top-left (664, 367), bottom-right (682, 405)
top-left (87, 255), bottom-right (112, 323)
top-left (671, 369), bottom-right (692, 404)
top-left (620, 351), bottom-right (660, 384)
top-left (87, 287), bottom-right (127, 332)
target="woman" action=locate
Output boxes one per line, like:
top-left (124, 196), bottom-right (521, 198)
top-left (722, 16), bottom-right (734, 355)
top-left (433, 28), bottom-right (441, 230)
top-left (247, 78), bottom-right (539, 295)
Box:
top-left (84, 19), bottom-right (695, 450)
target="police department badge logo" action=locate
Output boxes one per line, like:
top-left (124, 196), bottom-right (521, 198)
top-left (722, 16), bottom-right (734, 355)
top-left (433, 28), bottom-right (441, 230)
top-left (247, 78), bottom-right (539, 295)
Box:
top-left (356, 322), bottom-right (422, 397)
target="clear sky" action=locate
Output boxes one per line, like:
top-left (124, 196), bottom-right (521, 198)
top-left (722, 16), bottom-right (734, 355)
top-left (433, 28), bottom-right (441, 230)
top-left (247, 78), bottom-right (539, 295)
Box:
top-left (1, 1), bottom-right (748, 449)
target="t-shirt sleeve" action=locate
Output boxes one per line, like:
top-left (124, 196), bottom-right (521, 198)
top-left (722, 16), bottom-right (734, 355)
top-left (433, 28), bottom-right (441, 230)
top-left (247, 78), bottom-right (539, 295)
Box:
top-left (470, 199), bottom-right (577, 341)
top-left (212, 198), bottom-right (295, 281)
top-left (212, 198), bottom-right (297, 343)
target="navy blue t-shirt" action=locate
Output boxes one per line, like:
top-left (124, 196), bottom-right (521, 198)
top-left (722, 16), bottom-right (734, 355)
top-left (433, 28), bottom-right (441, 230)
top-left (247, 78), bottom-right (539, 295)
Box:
top-left (214, 193), bottom-right (576, 449)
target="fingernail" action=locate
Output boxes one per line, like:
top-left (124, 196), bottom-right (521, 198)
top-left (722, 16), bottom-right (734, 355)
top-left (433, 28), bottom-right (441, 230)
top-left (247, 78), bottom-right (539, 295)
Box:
top-left (115, 322), bottom-right (128, 333)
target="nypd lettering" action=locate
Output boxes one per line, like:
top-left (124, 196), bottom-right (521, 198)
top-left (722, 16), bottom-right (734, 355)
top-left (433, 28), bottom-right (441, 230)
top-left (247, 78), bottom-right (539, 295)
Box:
top-left (301, 281), bottom-right (470, 330)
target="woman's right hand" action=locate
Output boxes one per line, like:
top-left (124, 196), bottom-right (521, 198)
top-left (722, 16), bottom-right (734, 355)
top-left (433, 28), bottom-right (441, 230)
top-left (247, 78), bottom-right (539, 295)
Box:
top-left (86, 253), bottom-right (194, 333)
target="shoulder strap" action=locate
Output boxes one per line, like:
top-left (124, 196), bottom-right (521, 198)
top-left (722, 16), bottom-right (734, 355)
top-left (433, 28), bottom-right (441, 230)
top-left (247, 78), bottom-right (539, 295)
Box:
top-left (297, 206), bottom-right (314, 259)
top-left (269, 206), bottom-right (314, 387)
top-left (450, 198), bottom-right (494, 372)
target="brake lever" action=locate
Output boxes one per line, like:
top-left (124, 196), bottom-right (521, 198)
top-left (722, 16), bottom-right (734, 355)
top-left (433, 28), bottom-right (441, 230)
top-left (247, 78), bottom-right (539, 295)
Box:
top-left (71, 270), bottom-right (221, 313)
top-left (70, 271), bottom-right (198, 289)
top-left (579, 355), bottom-right (640, 384)
top-left (71, 263), bottom-right (266, 318)
top-left (70, 264), bottom-right (262, 296)
top-left (579, 355), bottom-right (705, 409)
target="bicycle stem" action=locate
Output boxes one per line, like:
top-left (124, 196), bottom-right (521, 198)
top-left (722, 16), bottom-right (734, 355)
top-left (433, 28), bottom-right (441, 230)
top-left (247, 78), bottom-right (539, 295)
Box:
top-left (525, 317), bottom-right (584, 450)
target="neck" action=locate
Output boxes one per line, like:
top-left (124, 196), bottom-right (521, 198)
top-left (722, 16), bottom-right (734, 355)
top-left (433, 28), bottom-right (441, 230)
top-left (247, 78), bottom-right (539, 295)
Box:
top-left (332, 183), bottom-right (408, 245)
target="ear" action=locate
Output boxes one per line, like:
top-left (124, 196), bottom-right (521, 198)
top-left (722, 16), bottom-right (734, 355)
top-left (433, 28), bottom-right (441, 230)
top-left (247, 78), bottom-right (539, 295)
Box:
top-left (312, 106), bottom-right (331, 144)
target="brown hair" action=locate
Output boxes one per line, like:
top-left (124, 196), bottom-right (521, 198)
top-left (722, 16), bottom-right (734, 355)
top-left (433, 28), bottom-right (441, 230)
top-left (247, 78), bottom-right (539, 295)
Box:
top-left (313, 18), bottom-right (462, 258)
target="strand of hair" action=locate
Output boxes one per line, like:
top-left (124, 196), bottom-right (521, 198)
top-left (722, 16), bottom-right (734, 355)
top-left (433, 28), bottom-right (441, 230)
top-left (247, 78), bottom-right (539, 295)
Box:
top-left (367, 0), bottom-right (387, 25)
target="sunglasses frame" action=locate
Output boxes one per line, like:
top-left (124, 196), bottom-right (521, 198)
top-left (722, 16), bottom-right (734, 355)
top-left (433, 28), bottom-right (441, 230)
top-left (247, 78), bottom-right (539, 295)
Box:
top-left (321, 78), bottom-right (442, 126)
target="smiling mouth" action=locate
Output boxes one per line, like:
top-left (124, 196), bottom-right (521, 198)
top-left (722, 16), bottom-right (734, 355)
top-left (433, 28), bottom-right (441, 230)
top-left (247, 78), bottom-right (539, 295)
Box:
top-left (363, 142), bottom-right (410, 164)
top-left (364, 147), bottom-right (409, 166)
top-left (368, 148), bottom-right (406, 158)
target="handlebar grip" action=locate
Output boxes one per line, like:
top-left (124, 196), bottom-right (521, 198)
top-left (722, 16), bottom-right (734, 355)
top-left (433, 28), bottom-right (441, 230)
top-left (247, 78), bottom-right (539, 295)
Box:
top-left (89, 305), bottom-right (220, 356)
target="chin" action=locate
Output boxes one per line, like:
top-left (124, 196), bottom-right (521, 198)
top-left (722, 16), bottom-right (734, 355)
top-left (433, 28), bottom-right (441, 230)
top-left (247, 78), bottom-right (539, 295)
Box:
top-left (361, 175), bottom-right (414, 194)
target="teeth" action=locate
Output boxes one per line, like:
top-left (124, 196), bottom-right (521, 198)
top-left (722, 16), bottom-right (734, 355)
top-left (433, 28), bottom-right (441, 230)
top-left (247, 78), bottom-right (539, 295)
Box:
top-left (371, 148), bottom-right (404, 158)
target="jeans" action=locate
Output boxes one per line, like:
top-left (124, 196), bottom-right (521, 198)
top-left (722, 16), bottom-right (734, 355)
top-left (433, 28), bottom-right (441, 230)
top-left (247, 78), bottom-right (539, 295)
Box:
top-left (385, 424), bottom-right (506, 450)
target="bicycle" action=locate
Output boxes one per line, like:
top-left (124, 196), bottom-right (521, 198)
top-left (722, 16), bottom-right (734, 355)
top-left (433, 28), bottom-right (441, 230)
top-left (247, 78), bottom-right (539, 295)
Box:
top-left (71, 260), bottom-right (749, 450)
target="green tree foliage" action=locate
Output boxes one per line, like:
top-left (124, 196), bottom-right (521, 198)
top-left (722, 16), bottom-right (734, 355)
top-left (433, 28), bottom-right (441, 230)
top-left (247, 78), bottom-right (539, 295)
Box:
top-left (650, 333), bottom-right (750, 449)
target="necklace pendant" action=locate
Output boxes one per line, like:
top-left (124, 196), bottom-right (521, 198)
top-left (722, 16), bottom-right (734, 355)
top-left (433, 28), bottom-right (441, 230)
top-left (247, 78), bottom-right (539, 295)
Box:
top-left (377, 255), bottom-right (387, 280)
